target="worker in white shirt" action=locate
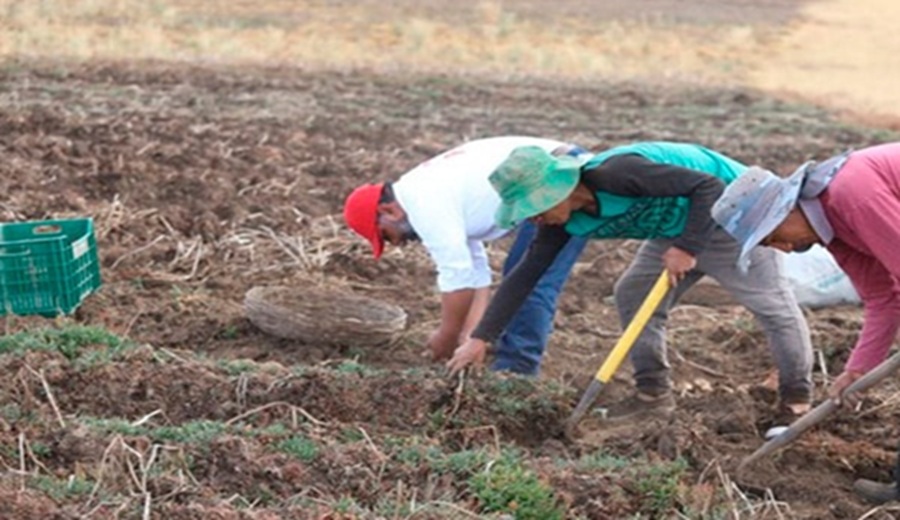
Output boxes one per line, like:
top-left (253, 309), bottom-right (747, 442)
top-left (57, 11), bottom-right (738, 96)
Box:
top-left (343, 136), bottom-right (589, 375)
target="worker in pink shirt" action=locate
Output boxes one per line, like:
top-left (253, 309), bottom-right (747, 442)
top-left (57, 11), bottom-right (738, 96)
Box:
top-left (712, 142), bottom-right (900, 504)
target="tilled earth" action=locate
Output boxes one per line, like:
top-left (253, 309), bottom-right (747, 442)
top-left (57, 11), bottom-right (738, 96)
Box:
top-left (1, 61), bottom-right (899, 519)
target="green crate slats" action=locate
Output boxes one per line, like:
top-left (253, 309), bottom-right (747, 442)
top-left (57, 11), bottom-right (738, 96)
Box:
top-left (0, 218), bottom-right (102, 317)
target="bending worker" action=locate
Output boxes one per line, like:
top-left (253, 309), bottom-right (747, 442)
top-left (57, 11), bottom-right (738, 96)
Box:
top-left (447, 142), bottom-right (814, 427)
top-left (712, 142), bottom-right (900, 504)
top-left (343, 136), bottom-right (588, 375)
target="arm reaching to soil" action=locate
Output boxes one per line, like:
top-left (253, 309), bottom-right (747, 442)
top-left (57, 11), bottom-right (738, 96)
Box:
top-left (428, 287), bottom-right (489, 360)
top-left (446, 225), bottom-right (571, 373)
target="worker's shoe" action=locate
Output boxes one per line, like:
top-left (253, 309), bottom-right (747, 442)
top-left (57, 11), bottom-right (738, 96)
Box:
top-left (600, 390), bottom-right (676, 424)
top-left (853, 479), bottom-right (900, 504)
top-left (764, 402), bottom-right (810, 439)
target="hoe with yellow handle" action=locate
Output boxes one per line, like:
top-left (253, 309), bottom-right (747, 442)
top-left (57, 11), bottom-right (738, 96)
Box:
top-left (565, 270), bottom-right (671, 434)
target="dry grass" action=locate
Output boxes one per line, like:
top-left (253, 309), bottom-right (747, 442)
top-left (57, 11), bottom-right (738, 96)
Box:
top-left (748, 0), bottom-right (900, 125)
top-left (0, 0), bottom-right (766, 85)
top-left (5, 0), bottom-right (898, 123)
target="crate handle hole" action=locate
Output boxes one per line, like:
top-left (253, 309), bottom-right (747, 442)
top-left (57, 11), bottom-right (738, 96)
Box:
top-left (33, 225), bottom-right (62, 235)
top-left (0, 247), bottom-right (30, 257)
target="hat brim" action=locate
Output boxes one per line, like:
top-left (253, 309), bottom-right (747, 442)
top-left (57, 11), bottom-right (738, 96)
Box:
top-left (495, 202), bottom-right (521, 230)
top-left (494, 156), bottom-right (584, 229)
top-left (735, 166), bottom-right (805, 269)
top-left (369, 233), bottom-right (385, 259)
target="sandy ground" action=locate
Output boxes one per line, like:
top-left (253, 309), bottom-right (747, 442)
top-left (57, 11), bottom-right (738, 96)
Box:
top-left (749, 0), bottom-right (900, 125)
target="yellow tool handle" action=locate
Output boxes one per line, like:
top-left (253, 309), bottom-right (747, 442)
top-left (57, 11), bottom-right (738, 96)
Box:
top-left (595, 270), bottom-right (670, 383)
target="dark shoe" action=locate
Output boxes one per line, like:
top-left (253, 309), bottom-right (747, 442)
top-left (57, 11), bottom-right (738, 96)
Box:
top-left (854, 479), bottom-right (900, 504)
top-left (599, 391), bottom-right (676, 424)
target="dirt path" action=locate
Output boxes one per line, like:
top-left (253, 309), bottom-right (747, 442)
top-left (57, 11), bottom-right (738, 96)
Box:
top-left (749, 0), bottom-right (900, 125)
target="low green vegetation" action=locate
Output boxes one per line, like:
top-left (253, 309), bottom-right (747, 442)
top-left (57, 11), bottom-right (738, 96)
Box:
top-left (276, 434), bottom-right (319, 462)
top-left (635, 458), bottom-right (690, 516)
top-left (573, 449), bottom-right (631, 472)
top-left (0, 324), bottom-right (134, 361)
top-left (152, 420), bottom-right (229, 445)
top-left (29, 474), bottom-right (95, 501)
top-left (83, 417), bottom-right (231, 444)
top-left (487, 376), bottom-right (560, 417)
top-left (469, 450), bottom-right (565, 520)
top-left (217, 358), bottom-right (259, 375)
top-left (334, 359), bottom-right (378, 376)
top-left (382, 441), bottom-right (566, 519)
top-left (0, 323), bottom-right (695, 518)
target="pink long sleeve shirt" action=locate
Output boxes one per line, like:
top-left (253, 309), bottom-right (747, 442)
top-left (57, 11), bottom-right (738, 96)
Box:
top-left (820, 143), bottom-right (900, 373)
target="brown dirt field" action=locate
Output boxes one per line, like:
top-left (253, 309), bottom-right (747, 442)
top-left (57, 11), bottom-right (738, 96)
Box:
top-left (0, 0), bottom-right (900, 520)
top-left (0, 56), bottom-right (898, 517)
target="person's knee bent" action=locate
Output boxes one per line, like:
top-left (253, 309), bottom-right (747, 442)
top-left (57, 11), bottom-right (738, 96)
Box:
top-left (613, 276), bottom-right (645, 322)
top-left (753, 305), bottom-right (808, 334)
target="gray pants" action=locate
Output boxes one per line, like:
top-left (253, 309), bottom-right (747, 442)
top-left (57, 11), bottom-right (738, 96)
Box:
top-left (613, 227), bottom-right (813, 404)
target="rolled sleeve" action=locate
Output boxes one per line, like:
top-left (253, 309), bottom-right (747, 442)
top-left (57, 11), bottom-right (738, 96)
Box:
top-left (435, 240), bottom-right (493, 292)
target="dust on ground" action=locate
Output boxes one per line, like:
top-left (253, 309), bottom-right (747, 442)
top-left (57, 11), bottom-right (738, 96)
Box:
top-left (0, 61), bottom-right (899, 518)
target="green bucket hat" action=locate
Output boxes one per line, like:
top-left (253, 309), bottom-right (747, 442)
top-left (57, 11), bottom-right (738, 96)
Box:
top-left (489, 145), bottom-right (586, 229)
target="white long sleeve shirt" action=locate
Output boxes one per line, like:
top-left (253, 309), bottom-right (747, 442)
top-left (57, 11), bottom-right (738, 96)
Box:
top-left (392, 136), bottom-right (567, 292)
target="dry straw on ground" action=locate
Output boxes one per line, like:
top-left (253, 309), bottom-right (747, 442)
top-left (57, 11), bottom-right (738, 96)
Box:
top-left (0, 0), bottom-right (761, 85)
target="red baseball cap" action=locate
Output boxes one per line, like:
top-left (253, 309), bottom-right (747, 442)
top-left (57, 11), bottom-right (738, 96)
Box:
top-left (343, 183), bottom-right (385, 259)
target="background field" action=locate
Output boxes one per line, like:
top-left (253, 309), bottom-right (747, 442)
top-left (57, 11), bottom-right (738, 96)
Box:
top-left (3, 0), bottom-right (900, 122)
top-left (1, 1), bottom-right (900, 519)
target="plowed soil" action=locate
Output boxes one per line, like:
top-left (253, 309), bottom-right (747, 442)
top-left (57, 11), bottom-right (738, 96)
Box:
top-left (1, 60), bottom-right (899, 519)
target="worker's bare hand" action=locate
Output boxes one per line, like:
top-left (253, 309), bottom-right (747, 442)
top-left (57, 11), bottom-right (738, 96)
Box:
top-left (426, 328), bottom-right (458, 361)
top-left (661, 246), bottom-right (696, 286)
top-left (828, 369), bottom-right (864, 406)
top-left (446, 338), bottom-right (488, 376)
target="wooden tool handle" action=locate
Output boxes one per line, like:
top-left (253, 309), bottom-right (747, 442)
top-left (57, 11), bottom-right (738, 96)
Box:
top-left (740, 352), bottom-right (900, 471)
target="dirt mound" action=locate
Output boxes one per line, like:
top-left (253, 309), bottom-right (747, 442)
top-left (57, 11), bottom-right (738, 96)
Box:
top-left (1, 61), bottom-right (899, 518)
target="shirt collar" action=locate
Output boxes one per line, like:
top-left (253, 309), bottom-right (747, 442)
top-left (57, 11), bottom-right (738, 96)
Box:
top-left (799, 150), bottom-right (851, 198)
top-left (796, 150), bottom-right (851, 245)
top-left (798, 197), bottom-right (834, 244)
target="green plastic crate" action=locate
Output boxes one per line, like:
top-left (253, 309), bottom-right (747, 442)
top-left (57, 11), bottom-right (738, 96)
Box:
top-left (0, 218), bottom-right (102, 317)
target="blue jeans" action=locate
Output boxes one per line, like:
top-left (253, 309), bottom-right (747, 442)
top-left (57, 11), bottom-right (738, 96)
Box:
top-left (490, 221), bottom-right (588, 375)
